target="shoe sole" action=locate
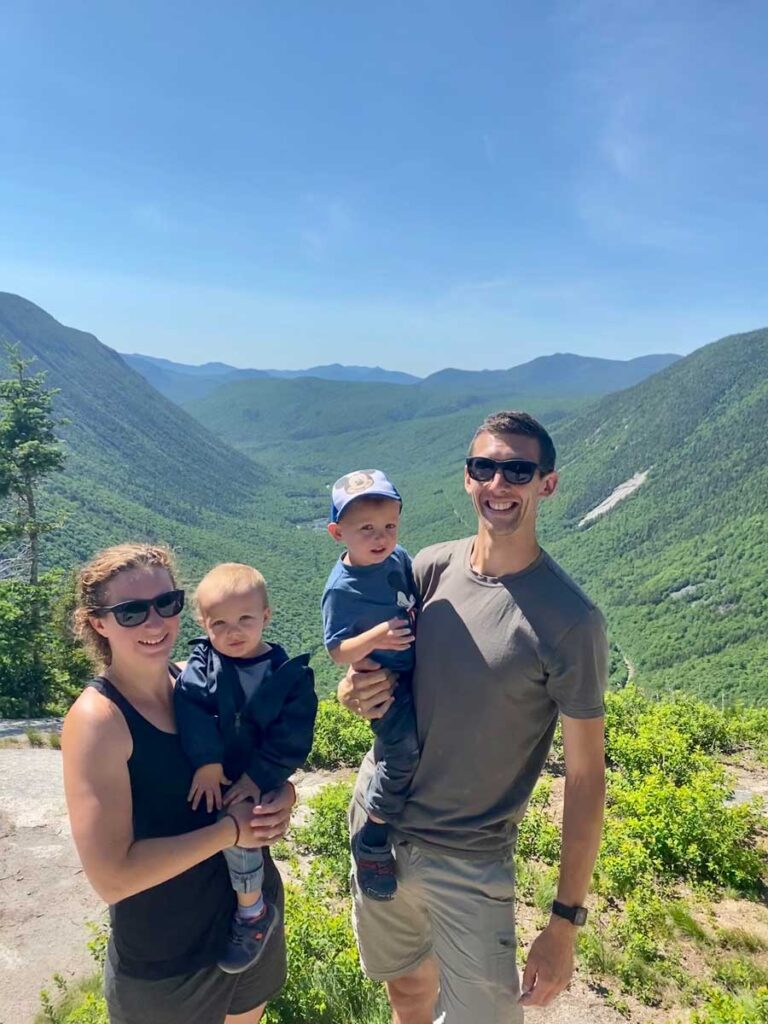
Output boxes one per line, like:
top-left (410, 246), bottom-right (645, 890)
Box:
top-left (217, 906), bottom-right (281, 975)
top-left (361, 887), bottom-right (397, 901)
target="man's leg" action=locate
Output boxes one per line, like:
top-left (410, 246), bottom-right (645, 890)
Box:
top-left (349, 792), bottom-right (437, 1021)
top-left (386, 955), bottom-right (440, 1024)
top-left (420, 850), bottom-right (521, 1024)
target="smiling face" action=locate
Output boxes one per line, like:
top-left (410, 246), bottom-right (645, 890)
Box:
top-left (89, 566), bottom-right (181, 669)
top-left (465, 431), bottom-right (558, 539)
top-left (198, 588), bottom-right (272, 659)
top-left (328, 497), bottom-right (401, 567)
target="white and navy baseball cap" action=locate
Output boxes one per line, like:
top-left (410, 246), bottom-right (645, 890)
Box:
top-left (330, 469), bottom-right (402, 523)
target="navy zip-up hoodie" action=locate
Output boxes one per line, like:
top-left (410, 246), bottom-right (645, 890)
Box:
top-left (174, 638), bottom-right (318, 794)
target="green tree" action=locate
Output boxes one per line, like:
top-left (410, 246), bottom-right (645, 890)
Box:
top-left (0, 344), bottom-right (65, 585)
top-left (0, 345), bottom-right (68, 715)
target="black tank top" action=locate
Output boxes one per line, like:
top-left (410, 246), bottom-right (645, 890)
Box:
top-left (88, 674), bottom-right (234, 979)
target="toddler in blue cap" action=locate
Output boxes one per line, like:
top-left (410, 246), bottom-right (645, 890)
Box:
top-left (321, 469), bottom-right (419, 900)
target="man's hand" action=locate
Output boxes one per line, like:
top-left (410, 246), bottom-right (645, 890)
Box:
top-left (248, 782), bottom-right (296, 846)
top-left (337, 658), bottom-right (396, 720)
top-left (188, 763), bottom-right (231, 813)
top-left (223, 772), bottom-right (262, 808)
top-left (366, 618), bottom-right (414, 652)
top-left (519, 918), bottom-right (576, 1006)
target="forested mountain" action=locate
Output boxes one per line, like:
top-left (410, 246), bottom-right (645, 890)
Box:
top-left (2, 292), bottom-right (765, 703)
top-left (534, 328), bottom-right (768, 704)
top-left (121, 352), bottom-right (419, 403)
top-left (421, 352), bottom-right (680, 395)
top-left (204, 327), bottom-right (766, 705)
top-left (125, 350), bottom-right (677, 407)
top-left (0, 293), bottom-right (326, 657)
top-left (184, 375), bottom-right (588, 446)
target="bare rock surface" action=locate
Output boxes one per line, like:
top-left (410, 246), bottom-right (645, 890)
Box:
top-left (0, 747), bottom-right (104, 1024)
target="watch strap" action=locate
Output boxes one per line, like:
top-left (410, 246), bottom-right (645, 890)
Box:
top-left (551, 900), bottom-right (588, 926)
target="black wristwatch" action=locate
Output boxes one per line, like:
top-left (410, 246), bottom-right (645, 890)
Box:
top-left (551, 900), bottom-right (588, 926)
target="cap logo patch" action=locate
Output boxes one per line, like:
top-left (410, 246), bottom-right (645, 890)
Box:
top-left (339, 471), bottom-right (375, 495)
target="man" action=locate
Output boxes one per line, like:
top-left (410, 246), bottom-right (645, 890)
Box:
top-left (339, 410), bottom-right (607, 1024)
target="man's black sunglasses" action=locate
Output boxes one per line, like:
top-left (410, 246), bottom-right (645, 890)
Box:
top-left (465, 457), bottom-right (541, 485)
top-left (94, 589), bottom-right (185, 628)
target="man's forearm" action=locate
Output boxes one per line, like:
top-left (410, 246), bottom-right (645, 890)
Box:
top-left (555, 770), bottom-right (605, 907)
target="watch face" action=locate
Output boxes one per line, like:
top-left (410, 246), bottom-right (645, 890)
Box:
top-left (574, 907), bottom-right (588, 926)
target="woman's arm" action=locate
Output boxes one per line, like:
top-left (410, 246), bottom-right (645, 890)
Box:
top-left (62, 690), bottom-right (248, 905)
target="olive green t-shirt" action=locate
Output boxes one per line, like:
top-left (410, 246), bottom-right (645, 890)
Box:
top-left (354, 536), bottom-right (608, 859)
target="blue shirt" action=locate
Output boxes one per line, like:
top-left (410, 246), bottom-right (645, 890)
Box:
top-left (321, 545), bottom-right (417, 673)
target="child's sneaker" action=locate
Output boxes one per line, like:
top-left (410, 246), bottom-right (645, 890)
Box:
top-left (217, 903), bottom-right (280, 974)
top-left (352, 831), bottom-right (398, 901)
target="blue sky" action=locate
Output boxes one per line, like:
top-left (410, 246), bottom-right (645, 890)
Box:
top-left (2, 1), bottom-right (767, 375)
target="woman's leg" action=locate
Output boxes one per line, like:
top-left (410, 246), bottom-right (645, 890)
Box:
top-left (225, 1003), bottom-right (265, 1023)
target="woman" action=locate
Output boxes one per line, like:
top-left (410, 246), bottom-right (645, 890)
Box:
top-left (62, 542), bottom-right (295, 1024)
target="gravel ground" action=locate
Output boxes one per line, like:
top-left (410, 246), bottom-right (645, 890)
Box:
top-left (0, 746), bottom-right (104, 1024)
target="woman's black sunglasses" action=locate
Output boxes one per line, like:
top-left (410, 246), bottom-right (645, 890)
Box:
top-left (94, 589), bottom-right (185, 628)
top-left (465, 457), bottom-right (541, 485)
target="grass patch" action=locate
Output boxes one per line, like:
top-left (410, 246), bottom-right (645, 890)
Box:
top-left (25, 728), bottom-right (46, 747)
top-left (717, 927), bottom-right (768, 953)
top-left (667, 900), bottom-right (713, 945)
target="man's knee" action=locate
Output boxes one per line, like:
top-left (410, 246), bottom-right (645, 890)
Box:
top-left (386, 956), bottom-right (439, 1024)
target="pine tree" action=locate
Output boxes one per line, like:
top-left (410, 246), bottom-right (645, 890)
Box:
top-left (0, 344), bottom-right (65, 585)
top-left (0, 345), bottom-right (67, 715)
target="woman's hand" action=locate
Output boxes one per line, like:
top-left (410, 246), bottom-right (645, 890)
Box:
top-left (337, 658), bottom-right (396, 720)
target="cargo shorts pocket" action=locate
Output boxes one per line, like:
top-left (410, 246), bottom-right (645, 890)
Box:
top-left (492, 930), bottom-right (521, 1023)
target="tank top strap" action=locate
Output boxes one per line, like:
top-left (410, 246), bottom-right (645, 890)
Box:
top-left (86, 676), bottom-right (145, 733)
top-left (86, 664), bottom-right (180, 733)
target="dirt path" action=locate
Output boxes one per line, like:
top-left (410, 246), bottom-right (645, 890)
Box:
top-left (0, 746), bottom-right (104, 1024)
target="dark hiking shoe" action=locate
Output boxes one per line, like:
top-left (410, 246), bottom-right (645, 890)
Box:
top-left (217, 902), bottom-right (280, 974)
top-left (353, 832), bottom-right (398, 901)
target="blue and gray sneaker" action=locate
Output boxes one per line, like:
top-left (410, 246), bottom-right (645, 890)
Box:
top-left (352, 831), bottom-right (398, 901)
top-left (218, 903), bottom-right (280, 974)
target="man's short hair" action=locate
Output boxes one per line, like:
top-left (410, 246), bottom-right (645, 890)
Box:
top-left (469, 411), bottom-right (556, 474)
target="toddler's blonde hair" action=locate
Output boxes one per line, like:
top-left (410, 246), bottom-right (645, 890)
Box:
top-left (194, 562), bottom-right (269, 621)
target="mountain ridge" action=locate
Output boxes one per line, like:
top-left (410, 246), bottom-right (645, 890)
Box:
top-left (123, 349), bottom-right (681, 405)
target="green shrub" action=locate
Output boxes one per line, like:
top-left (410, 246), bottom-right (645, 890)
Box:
top-left (307, 699), bottom-right (372, 769)
top-left (292, 782), bottom-right (353, 891)
top-left (516, 808), bottom-right (560, 865)
top-left (713, 956), bottom-right (768, 993)
top-left (26, 729), bottom-right (46, 748)
top-left (37, 975), bottom-right (106, 1024)
top-left (594, 813), bottom-right (655, 898)
top-left (606, 766), bottom-right (765, 891)
top-left (265, 883), bottom-right (388, 1024)
top-left (686, 987), bottom-right (768, 1024)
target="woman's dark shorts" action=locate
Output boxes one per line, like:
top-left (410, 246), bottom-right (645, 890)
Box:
top-left (104, 862), bottom-right (286, 1024)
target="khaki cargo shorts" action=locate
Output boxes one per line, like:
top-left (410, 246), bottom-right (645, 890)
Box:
top-left (349, 798), bottom-right (522, 1024)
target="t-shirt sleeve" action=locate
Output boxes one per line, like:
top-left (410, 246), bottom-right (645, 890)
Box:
top-left (321, 585), bottom-right (358, 649)
top-left (545, 606), bottom-right (608, 718)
